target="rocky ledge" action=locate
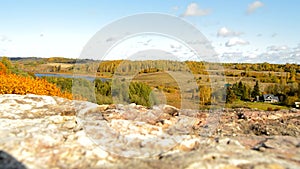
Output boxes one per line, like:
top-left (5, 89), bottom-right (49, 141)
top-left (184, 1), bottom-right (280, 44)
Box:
top-left (0, 94), bottom-right (299, 169)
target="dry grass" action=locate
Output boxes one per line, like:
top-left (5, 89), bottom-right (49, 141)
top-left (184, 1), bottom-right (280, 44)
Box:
top-left (132, 72), bottom-right (182, 108)
top-left (45, 63), bottom-right (74, 68)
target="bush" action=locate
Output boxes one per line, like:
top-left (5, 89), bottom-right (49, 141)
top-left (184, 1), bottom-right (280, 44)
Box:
top-left (0, 74), bottom-right (73, 99)
top-left (129, 82), bottom-right (152, 107)
top-left (284, 96), bottom-right (299, 107)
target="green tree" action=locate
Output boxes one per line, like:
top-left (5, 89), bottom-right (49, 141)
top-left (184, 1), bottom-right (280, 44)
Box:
top-left (251, 81), bottom-right (260, 98)
top-left (226, 87), bottom-right (236, 103)
top-left (43, 76), bottom-right (73, 93)
top-left (129, 82), bottom-right (152, 107)
top-left (1, 57), bottom-right (12, 70)
top-left (231, 81), bottom-right (250, 101)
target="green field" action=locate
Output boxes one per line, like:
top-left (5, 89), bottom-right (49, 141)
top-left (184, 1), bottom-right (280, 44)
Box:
top-left (226, 100), bottom-right (288, 111)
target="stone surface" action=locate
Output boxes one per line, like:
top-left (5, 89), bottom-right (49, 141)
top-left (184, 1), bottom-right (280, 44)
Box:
top-left (0, 94), bottom-right (299, 169)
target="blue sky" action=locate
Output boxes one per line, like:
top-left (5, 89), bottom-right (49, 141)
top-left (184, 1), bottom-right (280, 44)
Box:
top-left (0, 0), bottom-right (299, 63)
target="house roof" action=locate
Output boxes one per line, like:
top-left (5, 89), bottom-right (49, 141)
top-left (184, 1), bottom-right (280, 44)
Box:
top-left (263, 94), bottom-right (279, 101)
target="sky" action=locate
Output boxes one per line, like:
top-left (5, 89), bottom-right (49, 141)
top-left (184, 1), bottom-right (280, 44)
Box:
top-left (0, 0), bottom-right (299, 64)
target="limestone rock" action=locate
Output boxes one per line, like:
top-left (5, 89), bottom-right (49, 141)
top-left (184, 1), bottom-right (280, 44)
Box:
top-left (0, 94), bottom-right (299, 169)
top-left (163, 105), bottom-right (179, 116)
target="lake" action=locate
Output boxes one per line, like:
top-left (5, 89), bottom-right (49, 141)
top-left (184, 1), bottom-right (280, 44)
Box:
top-left (35, 73), bottom-right (109, 81)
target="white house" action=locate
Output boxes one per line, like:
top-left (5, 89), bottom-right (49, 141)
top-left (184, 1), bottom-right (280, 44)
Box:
top-left (262, 94), bottom-right (279, 103)
top-left (295, 102), bottom-right (300, 108)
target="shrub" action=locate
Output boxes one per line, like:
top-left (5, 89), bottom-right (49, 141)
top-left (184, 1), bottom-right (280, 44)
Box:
top-left (0, 73), bottom-right (73, 99)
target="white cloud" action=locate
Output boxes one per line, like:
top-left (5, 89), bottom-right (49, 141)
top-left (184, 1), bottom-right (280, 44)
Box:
top-left (182, 3), bottom-right (211, 17)
top-left (0, 35), bottom-right (11, 42)
top-left (267, 45), bottom-right (289, 52)
top-left (220, 52), bottom-right (242, 59)
top-left (246, 52), bottom-right (258, 59)
top-left (217, 27), bottom-right (243, 37)
top-left (257, 44), bottom-right (300, 63)
top-left (218, 52), bottom-right (256, 63)
top-left (214, 43), bottom-right (300, 64)
top-left (225, 37), bottom-right (249, 47)
top-left (247, 1), bottom-right (264, 14)
top-left (0, 35), bottom-right (12, 56)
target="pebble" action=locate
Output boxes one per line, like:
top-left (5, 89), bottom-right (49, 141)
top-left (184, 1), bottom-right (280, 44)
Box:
top-left (63, 120), bottom-right (77, 129)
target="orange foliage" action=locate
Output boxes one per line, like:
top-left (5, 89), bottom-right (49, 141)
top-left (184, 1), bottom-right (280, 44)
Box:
top-left (0, 73), bottom-right (73, 99)
top-left (0, 62), bottom-right (7, 75)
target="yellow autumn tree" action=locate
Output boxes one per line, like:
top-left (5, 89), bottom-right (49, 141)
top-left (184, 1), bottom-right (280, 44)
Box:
top-left (0, 62), bottom-right (7, 75)
top-left (0, 62), bottom-right (73, 99)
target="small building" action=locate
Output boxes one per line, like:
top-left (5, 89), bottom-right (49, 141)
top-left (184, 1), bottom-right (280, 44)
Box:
top-left (295, 102), bottom-right (300, 108)
top-left (262, 94), bottom-right (279, 103)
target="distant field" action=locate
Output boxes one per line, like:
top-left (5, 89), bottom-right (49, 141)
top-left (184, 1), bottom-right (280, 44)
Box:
top-left (45, 63), bottom-right (74, 68)
top-left (226, 100), bottom-right (288, 111)
top-left (133, 72), bottom-right (179, 87)
top-left (133, 72), bottom-right (182, 108)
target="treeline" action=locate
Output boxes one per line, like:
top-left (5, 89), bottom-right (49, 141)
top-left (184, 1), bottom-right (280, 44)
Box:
top-left (72, 60), bottom-right (221, 76)
top-left (96, 60), bottom-right (193, 75)
top-left (43, 76), bottom-right (157, 107)
top-left (9, 56), bottom-right (94, 73)
top-left (224, 62), bottom-right (300, 73)
top-left (226, 81), bottom-right (259, 103)
top-left (94, 60), bottom-right (300, 74)
top-left (11, 57), bottom-right (93, 64)
top-left (225, 69), bottom-right (298, 84)
top-left (10, 57), bottom-right (300, 78)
